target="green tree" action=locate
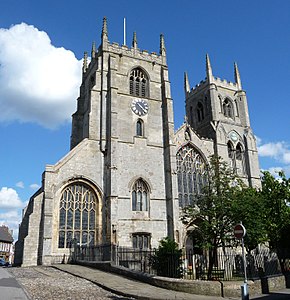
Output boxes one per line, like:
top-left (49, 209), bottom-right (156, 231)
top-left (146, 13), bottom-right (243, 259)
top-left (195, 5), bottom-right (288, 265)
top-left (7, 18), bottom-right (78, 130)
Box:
top-left (231, 187), bottom-right (268, 251)
top-left (181, 155), bottom-right (243, 279)
top-left (150, 237), bottom-right (182, 278)
top-left (261, 171), bottom-right (290, 250)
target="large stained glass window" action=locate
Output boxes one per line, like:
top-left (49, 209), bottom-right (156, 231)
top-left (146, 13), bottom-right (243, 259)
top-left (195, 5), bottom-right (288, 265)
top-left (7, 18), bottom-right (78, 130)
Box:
top-left (58, 183), bottom-right (98, 248)
top-left (176, 144), bottom-right (207, 208)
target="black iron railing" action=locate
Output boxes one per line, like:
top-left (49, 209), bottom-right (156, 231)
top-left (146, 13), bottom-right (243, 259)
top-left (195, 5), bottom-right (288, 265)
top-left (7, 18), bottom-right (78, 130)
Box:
top-left (70, 243), bottom-right (285, 281)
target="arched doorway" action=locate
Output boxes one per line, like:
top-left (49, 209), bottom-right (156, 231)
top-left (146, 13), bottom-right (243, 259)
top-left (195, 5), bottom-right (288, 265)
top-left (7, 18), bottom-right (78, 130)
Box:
top-left (185, 230), bottom-right (203, 256)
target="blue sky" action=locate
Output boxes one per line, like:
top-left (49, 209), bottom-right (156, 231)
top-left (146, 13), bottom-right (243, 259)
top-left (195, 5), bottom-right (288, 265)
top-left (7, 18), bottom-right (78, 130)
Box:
top-left (0, 0), bottom-right (289, 240)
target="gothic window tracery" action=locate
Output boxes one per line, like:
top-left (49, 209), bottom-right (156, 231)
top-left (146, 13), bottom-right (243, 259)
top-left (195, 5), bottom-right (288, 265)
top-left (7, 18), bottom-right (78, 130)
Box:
top-left (132, 178), bottom-right (149, 211)
top-left (227, 141), bottom-right (245, 175)
top-left (176, 144), bottom-right (207, 208)
top-left (58, 183), bottom-right (98, 248)
top-left (129, 68), bottom-right (149, 98)
top-left (223, 98), bottom-right (234, 118)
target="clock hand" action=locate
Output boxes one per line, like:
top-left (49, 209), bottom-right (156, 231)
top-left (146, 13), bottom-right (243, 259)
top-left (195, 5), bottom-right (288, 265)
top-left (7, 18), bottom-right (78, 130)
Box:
top-left (136, 102), bottom-right (146, 113)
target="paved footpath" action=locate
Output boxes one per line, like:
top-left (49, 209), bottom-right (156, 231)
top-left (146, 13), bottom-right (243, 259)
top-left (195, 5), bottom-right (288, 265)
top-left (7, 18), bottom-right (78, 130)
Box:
top-left (0, 267), bottom-right (29, 300)
top-left (251, 289), bottom-right (290, 300)
top-left (55, 264), bottom-right (236, 300)
top-left (55, 265), bottom-right (290, 300)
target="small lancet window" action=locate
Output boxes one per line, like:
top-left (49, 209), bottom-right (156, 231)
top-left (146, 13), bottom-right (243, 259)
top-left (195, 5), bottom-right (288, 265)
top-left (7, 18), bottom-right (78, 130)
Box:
top-left (129, 68), bottom-right (149, 97)
top-left (197, 102), bottom-right (204, 122)
top-left (223, 99), bottom-right (233, 118)
top-left (227, 142), bottom-right (234, 159)
top-left (236, 143), bottom-right (243, 160)
top-left (136, 119), bottom-right (144, 137)
top-left (132, 178), bottom-right (149, 211)
top-left (234, 99), bottom-right (239, 117)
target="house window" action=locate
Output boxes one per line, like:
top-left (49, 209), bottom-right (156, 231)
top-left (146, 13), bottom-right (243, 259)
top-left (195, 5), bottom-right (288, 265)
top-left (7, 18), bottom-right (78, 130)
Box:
top-left (132, 233), bottom-right (151, 249)
top-left (132, 178), bottom-right (149, 211)
top-left (223, 98), bottom-right (233, 118)
top-left (136, 119), bottom-right (144, 136)
top-left (176, 144), bottom-right (207, 208)
top-left (129, 68), bottom-right (149, 97)
top-left (58, 183), bottom-right (98, 248)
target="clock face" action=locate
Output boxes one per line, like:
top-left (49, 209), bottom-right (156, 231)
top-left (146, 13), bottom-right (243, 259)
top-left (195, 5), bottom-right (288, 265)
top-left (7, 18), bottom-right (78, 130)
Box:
top-left (229, 131), bottom-right (238, 142)
top-left (131, 99), bottom-right (149, 116)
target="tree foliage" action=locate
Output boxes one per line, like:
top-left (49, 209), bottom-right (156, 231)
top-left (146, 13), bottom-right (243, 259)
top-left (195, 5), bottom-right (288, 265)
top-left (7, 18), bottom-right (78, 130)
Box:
top-left (260, 171), bottom-right (290, 249)
top-left (150, 237), bottom-right (182, 278)
top-left (181, 155), bottom-right (244, 277)
top-left (231, 187), bottom-right (267, 251)
top-left (182, 156), bottom-right (242, 247)
top-left (180, 155), bottom-right (290, 279)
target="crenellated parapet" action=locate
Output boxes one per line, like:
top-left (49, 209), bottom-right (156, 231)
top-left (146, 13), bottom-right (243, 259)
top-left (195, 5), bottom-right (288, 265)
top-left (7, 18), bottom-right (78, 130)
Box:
top-left (82, 17), bottom-right (167, 78)
top-left (185, 54), bottom-right (243, 97)
top-left (187, 75), bottom-right (242, 97)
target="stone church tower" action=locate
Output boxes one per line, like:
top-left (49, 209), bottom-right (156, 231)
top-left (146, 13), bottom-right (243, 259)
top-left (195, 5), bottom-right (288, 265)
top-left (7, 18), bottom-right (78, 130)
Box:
top-left (184, 55), bottom-right (260, 187)
top-left (15, 18), bottom-right (260, 266)
top-left (15, 18), bottom-right (179, 266)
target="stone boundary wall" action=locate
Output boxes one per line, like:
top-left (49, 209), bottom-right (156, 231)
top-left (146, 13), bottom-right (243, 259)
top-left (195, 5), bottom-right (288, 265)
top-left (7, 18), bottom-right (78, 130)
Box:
top-left (75, 260), bottom-right (288, 298)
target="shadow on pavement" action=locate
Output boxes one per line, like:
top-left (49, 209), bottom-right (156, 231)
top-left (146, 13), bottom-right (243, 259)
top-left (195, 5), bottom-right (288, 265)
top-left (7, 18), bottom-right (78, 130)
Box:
top-left (251, 292), bottom-right (290, 300)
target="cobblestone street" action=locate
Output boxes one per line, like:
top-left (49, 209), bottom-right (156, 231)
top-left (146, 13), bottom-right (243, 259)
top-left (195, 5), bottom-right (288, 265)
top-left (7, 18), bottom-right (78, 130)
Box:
top-left (8, 266), bottom-right (133, 300)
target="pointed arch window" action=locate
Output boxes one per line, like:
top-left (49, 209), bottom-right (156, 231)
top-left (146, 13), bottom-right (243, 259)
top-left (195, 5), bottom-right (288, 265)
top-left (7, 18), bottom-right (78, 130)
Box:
top-left (227, 142), bottom-right (235, 169)
top-left (197, 102), bottom-right (204, 122)
top-left (223, 99), bottom-right (234, 118)
top-left (58, 183), bottom-right (98, 248)
top-left (132, 178), bottom-right (149, 211)
top-left (176, 144), bottom-right (207, 208)
top-left (236, 143), bottom-right (243, 160)
top-left (227, 141), bottom-right (245, 174)
top-left (234, 99), bottom-right (239, 117)
top-left (235, 143), bottom-right (245, 174)
top-left (136, 119), bottom-right (144, 137)
top-left (129, 68), bottom-right (149, 98)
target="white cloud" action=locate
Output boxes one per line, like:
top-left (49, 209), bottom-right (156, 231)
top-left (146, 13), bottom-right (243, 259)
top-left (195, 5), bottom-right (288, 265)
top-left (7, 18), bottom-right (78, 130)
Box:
top-left (16, 181), bottom-right (24, 188)
top-left (0, 23), bottom-right (82, 128)
top-left (268, 167), bottom-right (283, 175)
top-left (30, 183), bottom-right (40, 190)
top-left (0, 210), bottom-right (23, 241)
top-left (255, 136), bottom-right (262, 146)
top-left (258, 141), bottom-right (290, 164)
top-left (0, 187), bottom-right (23, 209)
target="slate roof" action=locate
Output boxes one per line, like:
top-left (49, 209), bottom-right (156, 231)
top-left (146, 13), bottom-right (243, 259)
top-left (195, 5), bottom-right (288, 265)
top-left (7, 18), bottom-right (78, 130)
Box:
top-left (0, 226), bottom-right (13, 243)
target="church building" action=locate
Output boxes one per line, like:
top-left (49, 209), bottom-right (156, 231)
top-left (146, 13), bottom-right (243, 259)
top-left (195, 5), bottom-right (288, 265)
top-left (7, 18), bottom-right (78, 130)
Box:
top-left (15, 18), bottom-right (260, 267)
